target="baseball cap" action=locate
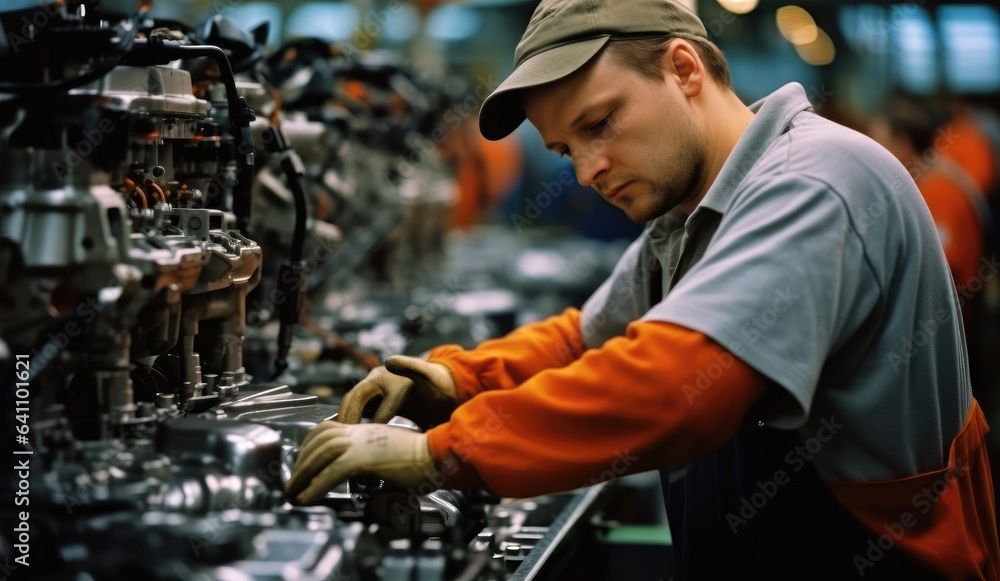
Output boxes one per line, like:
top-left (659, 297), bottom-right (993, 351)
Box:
top-left (478, 0), bottom-right (707, 141)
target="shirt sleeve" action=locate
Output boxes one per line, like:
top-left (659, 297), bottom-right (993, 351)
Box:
top-left (426, 308), bottom-right (586, 403)
top-left (425, 321), bottom-right (768, 496)
top-left (647, 174), bottom-right (881, 429)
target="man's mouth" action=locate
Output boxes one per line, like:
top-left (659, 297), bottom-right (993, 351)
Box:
top-left (604, 181), bottom-right (632, 201)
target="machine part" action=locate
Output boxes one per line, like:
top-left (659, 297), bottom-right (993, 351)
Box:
top-left (506, 484), bottom-right (612, 580)
top-left (124, 37), bottom-right (256, 232)
top-left (0, 4), bottom-right (627, 579)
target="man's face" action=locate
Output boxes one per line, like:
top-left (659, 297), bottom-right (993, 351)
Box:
top-left (523, 48), bottom-right (707, 223)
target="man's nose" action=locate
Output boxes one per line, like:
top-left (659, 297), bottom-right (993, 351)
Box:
top-left (574, 150), bottom-right (611, 188)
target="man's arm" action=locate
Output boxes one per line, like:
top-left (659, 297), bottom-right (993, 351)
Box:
top-left (336, 308), bottom-right (586, 425)
top-left (427, 307), bottom-right (587, 403)
top-left (426, 320), bottom-right (768, 496)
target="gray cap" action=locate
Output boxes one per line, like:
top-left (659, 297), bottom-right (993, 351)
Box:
top-left (478, 0), bottom-right (707, 140)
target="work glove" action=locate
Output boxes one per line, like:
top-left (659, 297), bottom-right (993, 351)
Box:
top-left (338, 355), bottom-right (458, 427)
top-left (286, 421), bottom-right (437, 504)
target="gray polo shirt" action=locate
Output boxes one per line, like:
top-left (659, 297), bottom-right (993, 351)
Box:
top-left (580, 82), bottom-right (972, 482)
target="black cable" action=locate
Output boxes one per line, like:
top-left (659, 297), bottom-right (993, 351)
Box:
top-left (264, 126), bottom-right (310, 380)
top-left (0, 10), bottom-right (143, 95)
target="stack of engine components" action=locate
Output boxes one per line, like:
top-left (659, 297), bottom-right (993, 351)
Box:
top-left (0, 2), bottom-right (620, 580)
top-left (241, 36), bottom-right (462, 385)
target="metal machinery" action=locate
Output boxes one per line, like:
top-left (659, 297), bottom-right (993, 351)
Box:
top-left (0, 2), bottom-right (624, 579)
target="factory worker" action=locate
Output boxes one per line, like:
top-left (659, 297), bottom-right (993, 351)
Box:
top-left (289, 1), bottom-right (999, 578)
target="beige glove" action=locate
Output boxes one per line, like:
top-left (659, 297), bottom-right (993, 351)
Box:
top-left (286, 421), bottom-right (437, 504)
top-left (337, 355), bottom-right (458, 426)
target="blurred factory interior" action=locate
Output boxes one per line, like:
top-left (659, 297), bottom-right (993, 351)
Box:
top-left (1, 0), bottom-right (998, 579)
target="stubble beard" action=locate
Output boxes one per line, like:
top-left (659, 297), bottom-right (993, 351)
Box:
top-left (619, 140), bottom-right (706, 224)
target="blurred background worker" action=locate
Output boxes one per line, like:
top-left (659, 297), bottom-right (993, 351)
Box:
top-left (871, 93), bottom-right (987, 308)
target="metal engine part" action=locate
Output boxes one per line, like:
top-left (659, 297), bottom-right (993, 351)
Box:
top-left (0, 5), bottom-right (610, 580)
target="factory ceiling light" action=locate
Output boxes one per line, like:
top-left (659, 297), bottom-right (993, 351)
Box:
top-left (795, 27), bottom-right (836, 65)
top-left (776, 5), bottom-right (818, 45)
top-left (717, 0), bottom-right (759, 15)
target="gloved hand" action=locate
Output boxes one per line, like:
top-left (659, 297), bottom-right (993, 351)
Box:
top-left (286, 421), bottom-right (437, 504)
top-left (337, 355), bottom-right (458, 426)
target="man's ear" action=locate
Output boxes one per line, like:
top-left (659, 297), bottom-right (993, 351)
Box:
top-left (663, 39), bottom-right (705, 98)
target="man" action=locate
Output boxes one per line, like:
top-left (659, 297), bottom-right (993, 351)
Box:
top-left (287, 0), bottom-right (999, 578)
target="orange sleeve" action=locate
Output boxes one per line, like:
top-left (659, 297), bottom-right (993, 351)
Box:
top-left (426, 308), bottom-right (586, 403)
top-left (426, 321), bottom-right (768, 497)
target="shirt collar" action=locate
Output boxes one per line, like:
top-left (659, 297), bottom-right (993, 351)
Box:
top-left (647, 82), bottom-right (814, 233)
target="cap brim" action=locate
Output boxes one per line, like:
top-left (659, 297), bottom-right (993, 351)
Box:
top-left (479, 35), bottom-right (610, 141)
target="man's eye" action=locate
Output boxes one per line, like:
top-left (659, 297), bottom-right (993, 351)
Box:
top-left (590, 111), bottom-right (613, 133)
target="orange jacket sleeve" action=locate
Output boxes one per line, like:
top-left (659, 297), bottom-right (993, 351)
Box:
top-left (426, 308), bottom-right (586, 403)
top-left (425, 320), bottom-right (768, 497)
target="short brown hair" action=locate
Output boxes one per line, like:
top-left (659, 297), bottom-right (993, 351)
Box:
top-left (607, 35), bottom-right (732, 90)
